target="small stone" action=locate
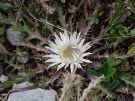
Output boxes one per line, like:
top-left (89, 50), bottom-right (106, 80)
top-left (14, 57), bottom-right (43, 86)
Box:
top-left (0, 75), bottom-right (8, 83)
top-left (12, 81), bottom-right (33, 91)
top-left (18, 71), bottom-right (28, 77)
top-left (6, 28), bottom-right (22, 46)
top-left (17, 52), bottom-right (28, 64)
top-left (17, 56), bottom-right (28, 64)
top-left (8, 88), bottom-right (57, 101)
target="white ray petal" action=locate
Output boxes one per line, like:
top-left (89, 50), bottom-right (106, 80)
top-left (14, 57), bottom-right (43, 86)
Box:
top-left (78, 64), bottom-right (82, 69)
top-left (70, 64), bottom-right (74, 73)
top-left (48, 41), bottom-right (60, 50)
top-left (59, 32), bottom-right (69, 44)
top-left (63, 30), bottom-right (68, 35)
top-left (54, 34), bottom-right (62, 46)
top-left (60, 32), bottom-right (65, 40)
top-left (46, 46), bottom-right (59, 54)
top-left (48, 62), bottom-right (58, 68)
top-left (83, 42), bottom-right (91, 49)
top-left (64, 63), bottom-right (69, 69)
top-left (43, 54), bottom-right (59, 58)
top-left (76, 32), bottom-right (81, 43)
top-left (82, 45), bottom-right (91, 52)
top-left (81, 58), bottom-right (92, 63)
top-left (45, 58), bottom-right (62, 63)
top-left (81, 52), bottom-right (92, 57)
top-left (57, 63), bottom-right (66, 71)
top-left (64, 31), bottom-right (70, 42)
top-left (70, 33), bottom-right (78, 45)
top-left (54, 33), bottom-right (61, 41)
top-left (75, 63), bottom-right (82, 70)
top-left (73, 52), bottom-right (78, 60)
top-left (48, 41), bottom-right (55, 46)
top-left (78, 39), bottom-right (85, 48)
top-left (72, 33), bottom-right (77, 40)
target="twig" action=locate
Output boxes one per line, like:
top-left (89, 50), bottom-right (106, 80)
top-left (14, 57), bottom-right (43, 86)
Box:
top-left (0, 52), bottom-right (44, 60)
top-left (68, 0), bottom-right (85, 23)
top-left (27, 10), bottom-right (68, 32)
top-left (68, 0), bottom-right (85, 31)
top-left (18, 42), bottom-right (51, 53)
top-left (79, 75), bottom-right (104, 101)
top-left (15, 0), bottom-right (25, 25)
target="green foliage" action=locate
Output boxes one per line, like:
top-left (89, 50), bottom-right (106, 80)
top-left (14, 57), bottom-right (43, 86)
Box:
top-left (90, 58), bottom-right (121, 80)
top-left (0, 27), bottom-right (5, 35)
top-left (127, 45), bottom-right (135, 56)
top-left (103, 3), bottom-right (126, 36)
top-left (0, 2), bottom-right (15, 11)
top-left (109, 23), bottom-right (126, 35)
top-left (0, 27), bottom-right (5, 42)
top-left (89, 56), bottom-right (135, 94)
top-left (87, 10), bottom-right (103, 24)
top-left (89, 58), bottom-right (122, 92)
top-left (130, 29), bottom-right (135, 37)
top-left (118, 61), bottom-right (130, 72)
top-left (120, 73), bottom-right (135, 87)
top-left (61, 0), bottom-right (66, 3)
top-left (0, 54), bottom-right (18, 72)
top-left (0, 77), bottom-right (24, 92)
top-left (54, 2), bottom-right (66, 26)
top-left (0, 13), bottom-right (11, 25)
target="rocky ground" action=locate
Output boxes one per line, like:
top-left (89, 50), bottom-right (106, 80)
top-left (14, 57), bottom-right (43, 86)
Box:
top-left (0, 0), bottom-right (135, 101)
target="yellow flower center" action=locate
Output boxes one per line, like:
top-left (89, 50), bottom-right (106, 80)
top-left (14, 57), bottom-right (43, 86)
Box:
top-left (60, 45), bottom-right (80, 62)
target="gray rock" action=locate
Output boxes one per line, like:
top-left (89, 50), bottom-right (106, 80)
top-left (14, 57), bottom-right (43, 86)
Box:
top-left (0, 75), bottom-right (8, 83)
top-left (8, 88), bottom-right (57, 101)
top-left (6, 28), bottom-right (22, 46)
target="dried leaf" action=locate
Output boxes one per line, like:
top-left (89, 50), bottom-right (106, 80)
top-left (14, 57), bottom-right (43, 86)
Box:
top-left (0, 43), bottom-right (9, 54)
top-left (40, 0), bottom-right (55, 14)
top-left (49, 71), bottom-right (62, 85)
top-left (68, 5), bottom-right (76, 13)
top-left (28, 31), bottom-right (47, 45)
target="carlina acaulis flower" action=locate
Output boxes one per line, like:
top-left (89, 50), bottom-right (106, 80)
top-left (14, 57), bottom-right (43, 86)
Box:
top-left (44, 31), bottom-right (92, 73)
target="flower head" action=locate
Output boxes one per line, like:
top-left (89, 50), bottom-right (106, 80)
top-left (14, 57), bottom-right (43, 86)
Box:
top-left (44, 31), bottom-right (92, 72)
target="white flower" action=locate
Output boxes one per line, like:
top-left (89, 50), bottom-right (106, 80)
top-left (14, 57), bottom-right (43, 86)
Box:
top-left (44, 31), bottom-right (92, 72)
